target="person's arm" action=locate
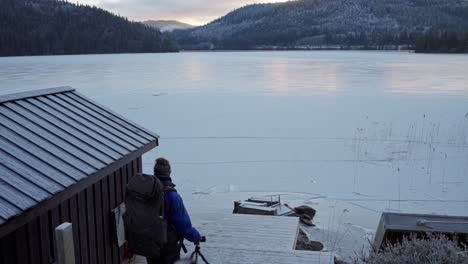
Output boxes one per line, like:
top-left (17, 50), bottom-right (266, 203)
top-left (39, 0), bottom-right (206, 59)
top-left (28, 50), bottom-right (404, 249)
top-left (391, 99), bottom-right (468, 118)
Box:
top-left (165, 192), bottom-right (202, 243)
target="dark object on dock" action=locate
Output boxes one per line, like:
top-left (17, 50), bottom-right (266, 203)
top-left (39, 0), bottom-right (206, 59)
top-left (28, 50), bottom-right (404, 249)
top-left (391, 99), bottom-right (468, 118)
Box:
top-left (298, 214), bottom-right (315, 227)
top-left (373, 212), bottom-right (468, 251)
top-left (285, 204), bottom-right (317, 226)
top-left (334, 256), bottom-right (348, 264)
top-left (295, 205), bottom-right (316, 219)
top-left (0, 87), bottom-right (160, 264)
top-left (296, 229), bottom-right (324, 251)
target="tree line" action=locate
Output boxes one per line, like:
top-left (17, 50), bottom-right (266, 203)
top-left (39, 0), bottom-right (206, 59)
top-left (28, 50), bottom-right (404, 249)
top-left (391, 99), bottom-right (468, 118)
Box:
top-left (415, 31), bottom-right (468, 53)
top-left (0, 0), bottom-right (178, 57)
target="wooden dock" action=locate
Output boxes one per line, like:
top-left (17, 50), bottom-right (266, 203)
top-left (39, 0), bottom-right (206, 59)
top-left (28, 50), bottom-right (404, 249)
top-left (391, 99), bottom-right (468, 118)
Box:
top-left (134, 214), bottom-right (333, 264)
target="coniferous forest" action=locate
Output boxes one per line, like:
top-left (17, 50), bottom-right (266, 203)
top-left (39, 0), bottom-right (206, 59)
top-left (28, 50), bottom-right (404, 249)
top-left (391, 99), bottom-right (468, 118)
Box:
top-left (0, 0), bottom-right (178, 56)
top-left (415, 32), bottom-right (468, 53)
top-left (174, 0), bottom-right (468, 52)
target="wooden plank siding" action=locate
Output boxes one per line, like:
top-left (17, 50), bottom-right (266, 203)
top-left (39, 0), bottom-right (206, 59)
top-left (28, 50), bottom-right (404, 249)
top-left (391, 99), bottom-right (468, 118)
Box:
top-left (116, 167), bottom-right (126, 261)
top-left (27, 218), bottom-right (41, 263)
top-left (69, 194), bottom-right (81, 264)
top-left (0, 158), bottom-right (141, 264)
top-left (86, 186), bottom-right (98, 264)
top-left (39, 213), bottom-right (52, 264)
top-left (50, 207), bottom-right (60, 261)
top-left (15, 225), bottom-right (29, 264)
top-left (1, 231), bottom-right (16, 264)
top-left (108, 169), bottom-right (119, 264)
top-left (77, 190), bottom-right (89, 264)
top-left (59, 200), bottom-right (70, 223)
top-left (94, 181), bottom-right (106, 264)
top-left (101, 177), bottom-right (113, 264)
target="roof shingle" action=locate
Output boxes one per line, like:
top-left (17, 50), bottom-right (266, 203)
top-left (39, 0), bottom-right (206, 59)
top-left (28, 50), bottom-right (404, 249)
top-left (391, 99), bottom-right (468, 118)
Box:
top-left (0, 87), bottom-right (158, 225)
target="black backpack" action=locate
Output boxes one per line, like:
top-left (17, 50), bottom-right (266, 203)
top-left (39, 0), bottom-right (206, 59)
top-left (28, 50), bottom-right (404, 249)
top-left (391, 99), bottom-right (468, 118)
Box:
top-left (123, 173), bottom-right (168, 258)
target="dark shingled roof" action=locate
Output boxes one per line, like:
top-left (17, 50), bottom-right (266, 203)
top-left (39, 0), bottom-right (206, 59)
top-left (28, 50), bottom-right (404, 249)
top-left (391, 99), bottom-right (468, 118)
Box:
top-left (0, 87), bottom-right (158, 226)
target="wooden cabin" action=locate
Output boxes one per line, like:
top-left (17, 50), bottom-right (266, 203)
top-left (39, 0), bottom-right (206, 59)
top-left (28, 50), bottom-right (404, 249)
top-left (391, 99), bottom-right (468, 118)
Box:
top-left (0, 87), bottom-right (159, 264)
top-left (374, 212), bottom-right (468, 250)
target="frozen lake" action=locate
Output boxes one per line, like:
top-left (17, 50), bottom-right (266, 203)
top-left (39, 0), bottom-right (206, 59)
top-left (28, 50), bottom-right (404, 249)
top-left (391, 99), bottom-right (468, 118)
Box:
top-left (1, 51), bottom-right (468, 258)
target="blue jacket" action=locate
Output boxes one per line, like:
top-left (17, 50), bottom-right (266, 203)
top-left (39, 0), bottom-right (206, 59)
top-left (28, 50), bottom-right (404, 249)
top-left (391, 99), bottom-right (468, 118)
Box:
top-left (159, 176), bottom-right (201, 243)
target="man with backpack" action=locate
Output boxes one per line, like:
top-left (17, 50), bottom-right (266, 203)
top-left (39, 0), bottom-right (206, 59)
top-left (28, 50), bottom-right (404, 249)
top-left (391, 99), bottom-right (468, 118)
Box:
top-left (124, 157), bottom-right (205, 264)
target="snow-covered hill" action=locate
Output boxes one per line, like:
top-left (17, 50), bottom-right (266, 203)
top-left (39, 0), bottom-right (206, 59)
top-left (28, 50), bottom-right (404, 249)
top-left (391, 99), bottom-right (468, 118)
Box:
top-left (143, 20), bottom-right (194, 32)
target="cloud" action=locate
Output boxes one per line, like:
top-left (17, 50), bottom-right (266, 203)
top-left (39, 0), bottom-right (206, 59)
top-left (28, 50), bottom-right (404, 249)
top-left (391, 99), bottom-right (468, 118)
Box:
top-left (75, 0), bottom-right (288, 25)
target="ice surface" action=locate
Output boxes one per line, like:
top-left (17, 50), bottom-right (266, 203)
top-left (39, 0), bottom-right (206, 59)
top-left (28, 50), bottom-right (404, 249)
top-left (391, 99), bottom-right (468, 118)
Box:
top-left (1, 51), bottom-right (467, 261)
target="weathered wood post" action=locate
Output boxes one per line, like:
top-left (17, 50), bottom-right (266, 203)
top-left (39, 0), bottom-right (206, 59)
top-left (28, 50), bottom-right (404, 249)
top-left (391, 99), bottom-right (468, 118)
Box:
top-left (55, 222), bottom-right (76, 264)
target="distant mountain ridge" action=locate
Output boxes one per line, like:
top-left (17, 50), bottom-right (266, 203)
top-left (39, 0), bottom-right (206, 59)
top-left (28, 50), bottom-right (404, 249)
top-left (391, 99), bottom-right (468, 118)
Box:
top-left (143, 20), bottom-right (194, 32)
top-left (0, 0), bottom-right (178, 56)
top-left (174, 0), bottom-right (468, 50)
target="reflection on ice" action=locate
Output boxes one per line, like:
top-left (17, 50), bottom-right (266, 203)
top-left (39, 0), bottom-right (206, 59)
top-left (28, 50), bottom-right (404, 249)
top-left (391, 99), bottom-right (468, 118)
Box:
top-left (384, 56), bottom-right (468, 95)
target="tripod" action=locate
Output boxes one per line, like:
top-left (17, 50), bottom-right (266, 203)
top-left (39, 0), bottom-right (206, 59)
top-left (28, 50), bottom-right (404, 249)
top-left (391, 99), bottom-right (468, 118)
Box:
top-left (189, 245), bottom-right (210, 264)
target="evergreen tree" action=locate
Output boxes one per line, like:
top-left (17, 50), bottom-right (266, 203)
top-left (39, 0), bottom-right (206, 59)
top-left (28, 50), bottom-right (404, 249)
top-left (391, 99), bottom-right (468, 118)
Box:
top-left (0, 0), bottom-right (178, 56)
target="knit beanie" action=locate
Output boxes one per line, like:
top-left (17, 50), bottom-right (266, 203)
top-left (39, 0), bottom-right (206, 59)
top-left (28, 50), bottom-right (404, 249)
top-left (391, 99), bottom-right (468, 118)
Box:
top-left (154, 157), bottom-right (172, 176)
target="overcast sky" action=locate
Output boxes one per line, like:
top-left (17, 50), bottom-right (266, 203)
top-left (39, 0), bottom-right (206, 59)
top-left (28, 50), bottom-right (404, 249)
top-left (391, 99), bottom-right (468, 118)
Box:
top-left (75, 0), bottom-right (289, 25)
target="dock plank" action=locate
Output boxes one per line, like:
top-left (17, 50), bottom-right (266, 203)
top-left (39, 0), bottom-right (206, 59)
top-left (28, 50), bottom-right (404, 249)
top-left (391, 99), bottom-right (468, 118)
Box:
top-left (131, 214), bottom-right (333, 264)
top-left (192, 214), bottom-right (299, 251)
top-left (181, 247), bottom-right (333, 264)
